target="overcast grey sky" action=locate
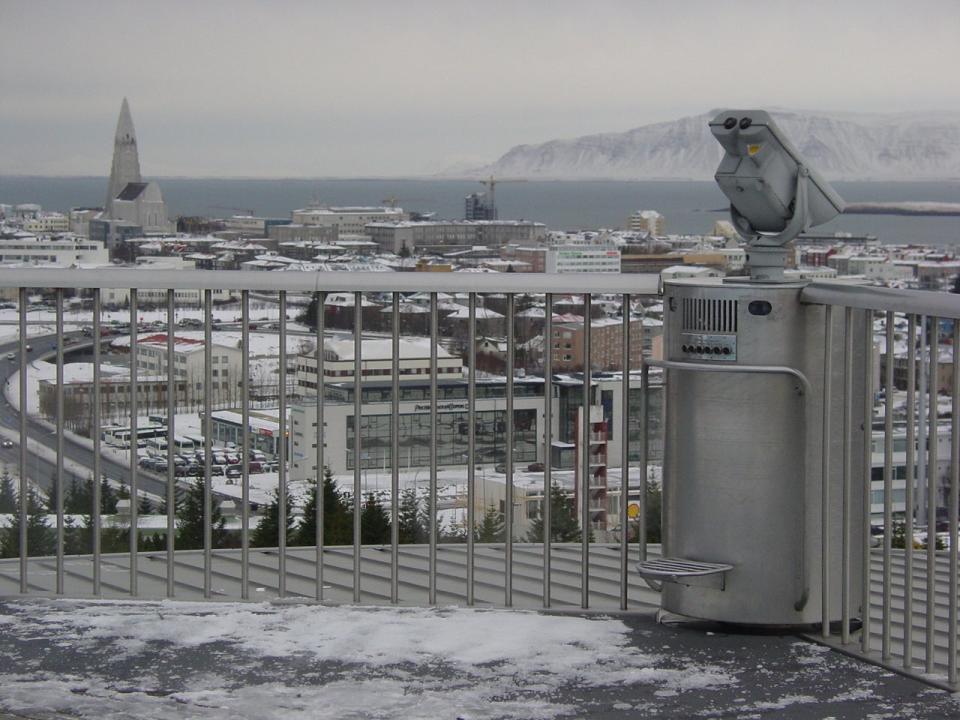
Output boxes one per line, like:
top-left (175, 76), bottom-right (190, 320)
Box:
top-left (1, 0), bottom-right (958, 177)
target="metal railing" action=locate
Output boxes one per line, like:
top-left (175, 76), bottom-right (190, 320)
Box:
top-left (0, 268), bottom-right (659, 612)
top-left (796, 282), bottom-right (960, 689)
top-left (3, 268), bottom-right (959, 689)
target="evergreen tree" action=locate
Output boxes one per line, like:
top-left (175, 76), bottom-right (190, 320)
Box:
top-left (175, 478), bottom-right (227, 550)
top-left (360, 493), bottom-right (391, 544)
top-left (64, 475), bottom-right (90, 514)
top-left (298, 292), bottom-right (322, 331)
top-left (137, 493), bottom-right (154, 515)
top-left (475, 505), bottom-right (505, 543)
top-left (398, 488), bottom-right (427, 544)
top-left (0, 488), bottom-right (55, 558)
top-left (525, 483), bottom-right (582, 543)
top-left (100, 476), bottom-right (119, 514)
top-left (0, 472), bottom-right (16, 514)
top-left (251, 488), bottom-right (295, 547)
top-left (294, 467), bottom-right (351, 546)
top-left (63, 515), bottom-right (90, 556)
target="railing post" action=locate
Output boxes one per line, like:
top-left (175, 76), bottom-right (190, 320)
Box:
top-left (241, 290), bottom-right (250, 600)
top-left (18, 287), bottom-right (27, 593)
top-left (505, 293), bottom-right (514, 607)
top-left (581, 294), bottom-right (591, 609)
top-left (861, 309), bottom-right (873, 655)
top-left (129, 289), bottom-right (139, 596)
top-left (391, 291), bottom-right (400, 605)
top-left (467, 293), bottom-right (476, 606)
top-left (882, 311), bottom-right (894, 660)
top-left (315, 290), bottom-right (325, 602)
top-left (353, 291), bottom-right (363, 603)
top-left (278, 290), bottom-right (287, 598)
top-left (203, 288), bottom-right (213, 598)
top-left (620, 294), bottom-right (630, 611)
top-left (926, 317), bottom-right (940, 675)
top-left (821, 304), bottom-right (833, 638)
top-left (949, 319), bottom-right (959, 687)
top-left (429, 292), bottom-right (438, 605)
top-left (166, 290), bottom-right (176, 597)
top-left (904, 314), bottom-right (916, 669)
top-left (55, 288), bottom-right (65, 595)
top-left (841, 307), bottom-right (853, 643)
top-left (543, 293), bottom-right (553, 608)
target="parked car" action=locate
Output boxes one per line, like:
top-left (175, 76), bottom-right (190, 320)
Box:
top-left (210, 465), bottom-right (225, 476)
top-left (248, 461), bottom-right (264, 473)
top-left (226, 466), bottom-right (242, 479)
top-left (527, 462), bottom-right (545, 472)
top-left (1, 439), bottom-right (14, 448)
top-left (5, 353), bottom-right (14, 360)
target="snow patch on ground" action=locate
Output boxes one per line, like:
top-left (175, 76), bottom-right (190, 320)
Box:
top-left (0, 600), bottom-right (735, 719)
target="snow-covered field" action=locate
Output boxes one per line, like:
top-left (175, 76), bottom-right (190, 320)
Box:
top-left (0, 600), bottom-right (735, 719)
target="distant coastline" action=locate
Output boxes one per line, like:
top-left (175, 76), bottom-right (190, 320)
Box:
top-left (843, 202), bottom-right (960, 217)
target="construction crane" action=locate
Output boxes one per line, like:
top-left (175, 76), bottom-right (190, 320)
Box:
top-left (477, 176), bottom-right (526, 220)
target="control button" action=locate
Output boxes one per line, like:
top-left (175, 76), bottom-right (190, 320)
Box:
top-left (681, 344), bottom-right (688, 352)
top-left (713, 347), bottom-right (722, 354)
top-left (696, 346), bottom-right (704, 354)
top-left (722, 347), bottom-right (732, 355)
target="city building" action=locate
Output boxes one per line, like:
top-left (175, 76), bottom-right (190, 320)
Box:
top-left (465, 192), bottom-right (495, 220)
top-left (268, 223), bottom-right (338, 244)
top-left (288, 372), bottom-right (660, 480)
top-left (23, 213), bottom-right (69, 234)
top-left (545, 245), bottom-right (621, 274)
top-left (291, 206), bottom-right (404, 235)
top-left (550, 317), bottom-right (646, 372)
top-left (0, 233), bottom-right (109, 266)
top-left (295, 338), bottom-right (463, 392)
top-left (627, 209), bottom-right (665, 235)
top-left (224, 216), bottom-right (290, 237)
top-left (366, 220), bottom-right (547, 254)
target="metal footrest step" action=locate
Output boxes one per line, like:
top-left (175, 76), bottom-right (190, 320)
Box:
top-left (636, 557), bottom-right (733, 590)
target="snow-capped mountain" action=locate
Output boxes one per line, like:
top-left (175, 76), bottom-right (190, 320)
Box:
top-left (470, 111), bottom-right (960, 180)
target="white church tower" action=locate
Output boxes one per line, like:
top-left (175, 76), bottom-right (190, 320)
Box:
top-left (105, 97), bottom-right (142, 217)
top-left (93, 98), bottom-right (173, 253)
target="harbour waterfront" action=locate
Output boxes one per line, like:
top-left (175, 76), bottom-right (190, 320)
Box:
top-left (2, 176), bottom-right (959, 246)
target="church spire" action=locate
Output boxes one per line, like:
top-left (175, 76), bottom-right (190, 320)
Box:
top-left (105, 97), bottom-right (142, 216)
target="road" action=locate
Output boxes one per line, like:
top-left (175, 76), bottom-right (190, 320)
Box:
top-left (0, 332), bottom-right (179, 503)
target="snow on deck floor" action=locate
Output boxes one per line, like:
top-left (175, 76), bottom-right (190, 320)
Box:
top-left (0, 599), bottom-right (958, 719)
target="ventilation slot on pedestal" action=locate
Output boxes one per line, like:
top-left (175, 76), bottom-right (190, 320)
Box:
top-left (682, 298), bottom-right (738, 333)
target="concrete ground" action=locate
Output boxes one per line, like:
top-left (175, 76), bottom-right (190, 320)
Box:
top-left (0, 598), bottom-right (957, 719)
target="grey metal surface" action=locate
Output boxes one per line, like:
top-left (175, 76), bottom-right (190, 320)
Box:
top-left (660, 280), bottom-right (865, 626)
top-left (204, 289), bottom-right (213, 598)
top-left (0, 268), bottom-right (662, 296)
top-left (129, 289), bottom-right (139, 596)
top-left (543, 294), bottom-right (553, 607)
top-left (802, 282), bottom-right (960, 319)
top-left (166, 291), bottom-right (176, 597)
top-left (278, 291), bottom-right (287, 598)
top-left (353, 293), bottom-right (362, 603)
top-left (505, 293), bottom-right (514, 607)
top-left (241, 290), bottom-right (251, 600)
top-left (581, 294), bottom-right (591, 609)
top-left (619, 294), bottom-right (630, 610)
top-left (927, 318), bottom-right (940, 674)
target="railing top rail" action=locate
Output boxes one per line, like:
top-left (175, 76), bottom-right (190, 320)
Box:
top-left (801, 281), bottom-right (960, 319)
top-left (0, 268), bottom-right (661, 296)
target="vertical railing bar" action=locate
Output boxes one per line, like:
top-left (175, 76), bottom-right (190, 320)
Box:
top-left (241, 291), bottom-right (250, 600)
top-left (639, 361), bottom-right (648, 563)
top-left (926, 317), bottom-right (939, 675)
top-left (821, 304), bottom-right (833, 638)
top-left (581, 294), bottom-right (591, 609)
top-left (17, 288), bottom-right (27, 593)
top-left (466, 293), bottom-right (476, 606)
top-left (165, 290), bottom-right (175, 597)
top-left (619, 294), bottom-right (630, 611)
top-left (904, 314), bottom-right (916, 669)
top-left (315, 291), bottom-right (325, 602)
top-left (129, 289), bottom-right (139, 596)
top-left (505, 293), bottom-right (514, 607)
top-left (278, 291), bottom-right (288, 598)
top-left (861, 310), bottom-right (873, 655)
top-left (429, 292), bottom-right (438, 605)
top-left (391, 292), bottom-right (400, 605)
top-left (948, 319), bottom-right (959, 687)
top-left (203, 289), bottom-right (213, 599)
top-left (841, 307), bottom-right (853, 643)
top-left (92, 288), bottom-right (102, 595)
top-left (882, 311), bottom-right (894, 659)
top-left (55, 288), bottom-right (65, 595)
top-left (543, 293), bottom-right (553, 608)
top-left (353, 291), bottom-right (362, 604)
